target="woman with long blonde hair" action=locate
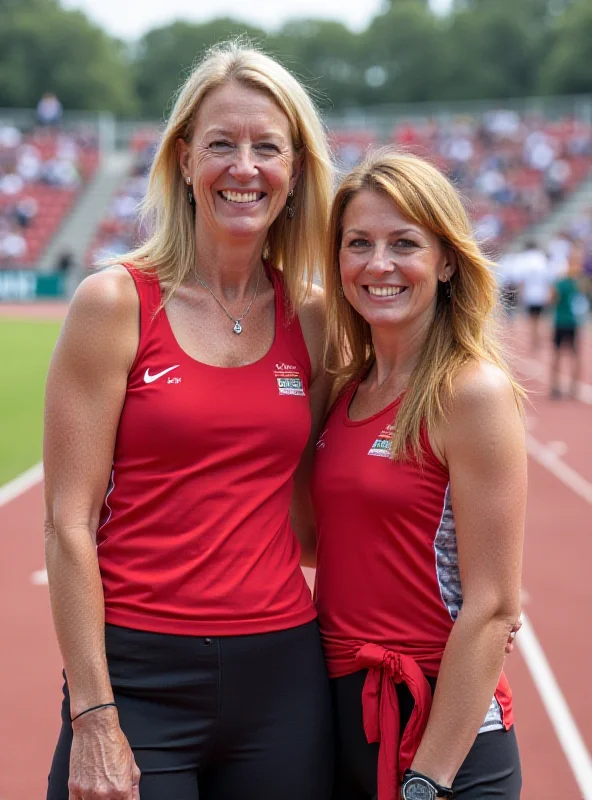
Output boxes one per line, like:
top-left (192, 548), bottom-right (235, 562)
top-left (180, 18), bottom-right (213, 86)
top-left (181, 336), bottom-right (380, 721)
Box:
top-left (311, 149), bottom-right (525, 799)
top-left (44, 41), bottom-right (335, 800)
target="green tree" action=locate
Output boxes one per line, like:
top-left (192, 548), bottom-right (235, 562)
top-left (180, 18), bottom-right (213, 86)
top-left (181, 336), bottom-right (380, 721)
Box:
top-left (451, 0), bottom-right (575, 15)
top-left (442, 0), bottom-right (545, 100)
top-left (539, 0), bottom-right (592, 94)
top-left (268, 20), bottom-right (363, 110)
top-left (358, 2), bottom-right (446, 104)
top-left (134, 20), bottom-right (266, 119)
top-left (0, 0), bottom-right (136, 112)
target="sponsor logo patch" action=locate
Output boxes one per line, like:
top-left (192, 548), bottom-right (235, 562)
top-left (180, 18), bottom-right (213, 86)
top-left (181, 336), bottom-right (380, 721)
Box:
top-left (368, 424), bottom-right (394, 458)
top-left (274, 364), bottom-right (305, 396)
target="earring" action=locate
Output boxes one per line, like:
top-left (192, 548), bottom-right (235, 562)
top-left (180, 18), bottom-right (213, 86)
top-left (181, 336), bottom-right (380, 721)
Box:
top-left (286, 189), bottom-right (295, 219)
top-left (185, 176), bottom-right (195, 206)
top-left (338, 286), bottom-right (344, 298)
top-left (442, 275), bottom-right (451, 300)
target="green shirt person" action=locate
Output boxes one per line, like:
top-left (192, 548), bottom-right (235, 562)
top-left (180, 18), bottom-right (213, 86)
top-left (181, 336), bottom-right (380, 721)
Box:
top-left (554, 275), bottom-right (582, 330)
top-left (550, 253), bottom-right (587, 399)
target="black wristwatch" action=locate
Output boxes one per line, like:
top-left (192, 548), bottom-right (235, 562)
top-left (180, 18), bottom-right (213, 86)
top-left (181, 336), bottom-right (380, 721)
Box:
top-left (400, 769), bottom-right (454, 799)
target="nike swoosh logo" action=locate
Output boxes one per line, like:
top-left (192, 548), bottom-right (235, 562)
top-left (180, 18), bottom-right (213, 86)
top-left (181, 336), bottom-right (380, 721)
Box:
top-left (143, 365), bottom-right (180, 384)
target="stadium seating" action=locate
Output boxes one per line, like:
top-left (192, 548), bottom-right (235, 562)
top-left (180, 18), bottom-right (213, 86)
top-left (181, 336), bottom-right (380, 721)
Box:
top-left (83, 112), bottom-right (592, 269)
top-left (0, 125), bottom-right (99, 268)
top-left (85, 128), bottom-right (156, 269)
top-left (332, 112), bottom-right (592, 254)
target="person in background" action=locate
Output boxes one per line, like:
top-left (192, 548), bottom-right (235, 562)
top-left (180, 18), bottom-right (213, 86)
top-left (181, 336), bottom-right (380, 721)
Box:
top-left (55, 250), bottom-right (74, 275)
top-left (44, 42), bottom-right (334, 800)
top-left (550, 242), bottom-right (587, 399)
top-left (312, 149), bottom-right (525, 799)
top-left (517, 239), bottom-right (553, 352)
top-left (547, 229), bottom-right (573, 276)
top-left (36, 92), bottom-right (63, 128)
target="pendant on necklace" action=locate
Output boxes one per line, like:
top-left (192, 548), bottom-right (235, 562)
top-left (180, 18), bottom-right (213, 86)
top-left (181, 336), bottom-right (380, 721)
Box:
top-left (233, 321), bottom-right (243, 335)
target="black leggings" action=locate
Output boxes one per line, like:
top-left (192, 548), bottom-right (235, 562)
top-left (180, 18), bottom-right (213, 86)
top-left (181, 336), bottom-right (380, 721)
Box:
top-left (47, 621), bottom-right (334, 800)
top-left (331, 670), bottom-right (521, 799)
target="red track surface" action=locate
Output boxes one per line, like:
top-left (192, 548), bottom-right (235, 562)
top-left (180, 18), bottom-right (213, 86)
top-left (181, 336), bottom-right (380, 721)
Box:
top-left (0, 311), bottom-right (590, 799)
top-left (0, 302), bottom-right (69, 322)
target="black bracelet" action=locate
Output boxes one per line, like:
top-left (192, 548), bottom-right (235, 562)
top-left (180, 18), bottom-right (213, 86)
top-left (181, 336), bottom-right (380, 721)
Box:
top-left (71, 702), bottom-right (117, 723)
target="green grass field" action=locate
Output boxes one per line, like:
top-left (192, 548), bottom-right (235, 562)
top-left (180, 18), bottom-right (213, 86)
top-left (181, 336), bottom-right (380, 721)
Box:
top-left (0, 318), bottom-right (62, 485)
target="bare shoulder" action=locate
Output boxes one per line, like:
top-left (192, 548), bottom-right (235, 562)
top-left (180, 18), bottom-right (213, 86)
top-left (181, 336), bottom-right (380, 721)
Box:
top-left (297, 283), bottom-right (325, 332)
top-left (450, 360), bottom-right (520, 420)
top-left (440, 360), bottom-right (525, 464)
top-left (297, 284), bottom-right (326, 380)
top-left (67, 265), bottom-right (138, 325)
top-left (57, 265), bottom-right (140, 372)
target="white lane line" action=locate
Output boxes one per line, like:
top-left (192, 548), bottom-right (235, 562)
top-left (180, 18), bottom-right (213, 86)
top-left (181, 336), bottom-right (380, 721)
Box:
top-left (31, 568), bottom-right (48, 585)
top-left (0, 462), bottom-right (43, 508)
top-left (546, 440), bottom-right (568, 457)
top-left (520, 587), bottom-right (531, 605)
top-left (526, 434), bottom-right (592, 504)
top-left (515, 354), bottom-right (592, 404)
top-left (518, 612), bottom-right (592, 798)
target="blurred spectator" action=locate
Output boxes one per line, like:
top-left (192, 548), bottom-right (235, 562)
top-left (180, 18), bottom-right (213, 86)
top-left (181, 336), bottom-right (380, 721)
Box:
top-left (549, 245), bottom-right (588, 399)
top-left (515, 240), bottom-right (554, 353)
top-left (0, 125), bottom-right (22, 149)
top-left (568, 209), bottom-right (592, 242)
top-left (17, 143), bottom-right (42, 182)
top-left (545, 159), bottom-right (572, 205)
top-left (41, 156), bottom-right (81, 187)
top-left (55, 250), bottom-right (74, 274)
top-left (547, 230), bottom-right (574, 277)
top-left (36, 92), bottom-right (63, 127)
top-left (474, 212), bottom-right (504, 244)
top-left (524, 130), bottom-right (557, 171)
top-left (0, 224), bottom-right (28, 266)
top-left (0, 173), bottom-right (24, 195)
top-left (13, 196), bottom-right (38, 228)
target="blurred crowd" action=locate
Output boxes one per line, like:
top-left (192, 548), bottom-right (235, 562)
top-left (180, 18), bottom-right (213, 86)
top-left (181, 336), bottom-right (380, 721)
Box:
top-left (86, 128), bottom-right (155, 267)
top-left (2, 101), bottom-right (589, 289)
top-left (89, 110), bottom-right (592, 269)
top-left (0, 94), bottom-right (99, 268)
top-left (332, 110), bottom-right (592, 254)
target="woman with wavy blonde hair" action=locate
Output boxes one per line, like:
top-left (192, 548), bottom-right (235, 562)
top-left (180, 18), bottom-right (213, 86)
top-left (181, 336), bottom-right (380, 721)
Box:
top-left (310, 149), bottom-right (525, 799)
top-left (44, 41), bottom-right (334, 800)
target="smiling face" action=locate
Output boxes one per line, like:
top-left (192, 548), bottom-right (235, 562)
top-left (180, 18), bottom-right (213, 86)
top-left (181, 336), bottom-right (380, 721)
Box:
top-left (177, 81), bottom-right (299, 245)
top-left (339, 189), bottom-right (454, 335)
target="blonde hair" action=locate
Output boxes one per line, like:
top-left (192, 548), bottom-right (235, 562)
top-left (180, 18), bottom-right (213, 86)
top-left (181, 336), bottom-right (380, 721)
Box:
top-left (112, 41), bottom-right (333, 308)
top-left (324, 148), bottom-right (524, 460)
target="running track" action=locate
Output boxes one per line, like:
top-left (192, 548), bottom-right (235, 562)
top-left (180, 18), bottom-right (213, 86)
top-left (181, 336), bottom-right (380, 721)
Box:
top-left (0, 304), bottom-right (590, 799)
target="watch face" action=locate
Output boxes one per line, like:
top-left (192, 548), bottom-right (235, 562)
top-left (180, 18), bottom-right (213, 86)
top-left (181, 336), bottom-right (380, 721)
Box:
top-left (402, 777), bottom-right (437, 800)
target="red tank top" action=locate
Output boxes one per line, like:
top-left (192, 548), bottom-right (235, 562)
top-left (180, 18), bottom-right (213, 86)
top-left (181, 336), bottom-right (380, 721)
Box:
top-left (97, 264), bottom-right (316, 636)
top-left (311, 381), bottom-right (512, 800)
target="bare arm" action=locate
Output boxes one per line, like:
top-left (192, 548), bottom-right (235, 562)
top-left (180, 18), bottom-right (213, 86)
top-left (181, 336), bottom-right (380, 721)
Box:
top-left (291, 286), bottom-right (333, 567)
top-left (411, 362), bottom-right (526, 787)
top-left (44, 266), bottom-right (141, 798)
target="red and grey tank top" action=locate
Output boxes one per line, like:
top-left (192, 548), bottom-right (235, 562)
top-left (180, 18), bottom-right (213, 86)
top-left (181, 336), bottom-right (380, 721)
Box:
top-left (311, 381), bottom-right (513, 798)
top-left (96, 264), bottom-right (316, 636)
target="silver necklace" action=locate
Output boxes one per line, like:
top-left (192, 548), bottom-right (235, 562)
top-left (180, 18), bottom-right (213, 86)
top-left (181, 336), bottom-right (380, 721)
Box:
top-left (194, 268), bottom-right (261, 335)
